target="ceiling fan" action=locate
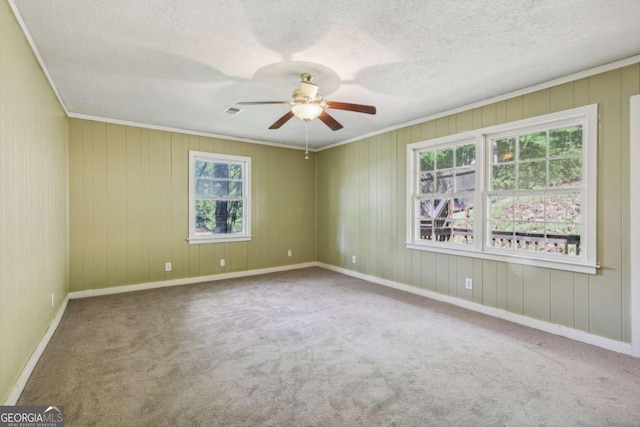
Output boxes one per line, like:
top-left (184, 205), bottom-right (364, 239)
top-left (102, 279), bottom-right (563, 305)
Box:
top-left (237, 73), bottom-right (376, 131)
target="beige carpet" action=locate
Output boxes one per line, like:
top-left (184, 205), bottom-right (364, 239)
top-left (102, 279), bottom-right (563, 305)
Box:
top-left (18, 267), bottom-right (640, 426)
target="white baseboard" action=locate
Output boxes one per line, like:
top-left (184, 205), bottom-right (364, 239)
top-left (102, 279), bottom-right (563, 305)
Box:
top-left (4, 297), bottom-right (70, 405)
top-left (317, 263), bottom-right (634, 357)
top-left (69, 262), bottom-right (318, 299)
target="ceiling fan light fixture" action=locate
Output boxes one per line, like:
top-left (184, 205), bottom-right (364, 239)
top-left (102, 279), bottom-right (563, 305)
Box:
top-left (291, 103), bottom-right (323, 121)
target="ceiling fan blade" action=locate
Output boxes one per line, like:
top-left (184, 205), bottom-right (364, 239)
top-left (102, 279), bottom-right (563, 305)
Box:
top-left (318, 111), bottom-right (344, 131)
top-left (269, 111), bottom-right (295, 129)
top-left (237, 101), bottom-right (292, 105)
top-left (326, 101), bottom-right (376, 115)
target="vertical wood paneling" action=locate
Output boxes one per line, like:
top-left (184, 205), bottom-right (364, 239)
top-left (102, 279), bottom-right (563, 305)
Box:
top-left (448, 256), bottom-right (458, 296)
top-left (91, 123), bottom-right (108, 288)
top-left (162, 135), bottom-right (173, 279)
top-left (588, 70), bottom-right (623, 340)
top-left (482, 260), bottom-right (497, 308)
top-left (80, 121), bottom-right (93, 290)
top-left (506, 264), bottom-right (524, 314)
top-left (523, 89), bottom-right (550, 118)
top-left (380, 133), bottom-right (396, 281)
top-left (139, 129), bottom-right (151, 282)
top-left (550, 270), bottom-right (575, 328)
top-left (495, 100), bottom-right (507, 124)
top-left (436, 253), bottom-right (449, 294)
top-left (473, 258), bottom-right (483, 304)
top-left (420, 252), bottom-right (437, 291)
top-left (1, 0), bottom-right (68, 402)
top-left (549, 82), bottom-right (574, 112)
top-left (106, 124), bottom-right (127, 287)
top-left (455, 110), bottom-right (473, 133)
top-left (456, 257), bottom-right (473, 300)
top-left (481, 104), bottom-right (497, 127)
top-left (68, 120), bottom-right (317, 291)
top-left (506, 97), bottom-right (524, 122)
top-left (125, 126), bottom-right (142, 285)
top-left (369, 136), bottom-right (381, 278)
top-left (68, 120), bottom-right (83, 290)
top-left (187, 136), bottom-right (200, 275)
top-left (523, 266), bottom-right (551, 322)
top-left (574, 273), bottom-right (590, 332)
top-left (573, 79), bottom-right (589, 107)
top-left (396, 128), bottom-right (408, 285)
top-left (169, 133), bottom-right (187, 280)
top-left (147, 130), bottom-right (166, 282)
top-left (496, 262), bottom-right (508, 310)
top-left (359, 141), bottom-right (371, 275)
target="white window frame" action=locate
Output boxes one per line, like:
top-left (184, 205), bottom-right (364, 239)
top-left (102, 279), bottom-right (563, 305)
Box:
top-left (188, 151), bottom-right (252, 244)
top-left (406, 104), bottom-right (598, 274)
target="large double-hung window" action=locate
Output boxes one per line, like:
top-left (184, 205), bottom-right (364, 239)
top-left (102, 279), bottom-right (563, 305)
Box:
top-left (407, 105), bottom-right (597, 273)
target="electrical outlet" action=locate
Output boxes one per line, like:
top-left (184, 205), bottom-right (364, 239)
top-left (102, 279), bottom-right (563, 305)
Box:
top-left (220, 259), bottom-right (225, 267)
top-left (287, 249), bottom-right (292, 257)
top-left (465, 278), bottom-right (473, 290)
top-left (352, 255), bottom-right (357, 264)
top-left (165, 262), bottom-right (172, 272)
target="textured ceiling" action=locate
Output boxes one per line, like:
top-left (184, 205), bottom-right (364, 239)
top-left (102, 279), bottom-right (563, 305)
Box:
top-left (12, 0), bottom-right (640, 149)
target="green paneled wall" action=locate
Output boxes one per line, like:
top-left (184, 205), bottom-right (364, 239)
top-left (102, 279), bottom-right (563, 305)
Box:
top-left (0, 3), bottom-right (69, 403)
top-left (317, 65), bottom-right (640, 343)
top-left (68, 120), bottom-right (316, 291)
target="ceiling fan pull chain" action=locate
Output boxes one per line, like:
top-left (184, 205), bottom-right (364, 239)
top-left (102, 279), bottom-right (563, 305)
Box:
top-left (305, 122), bottom-right (309, 160)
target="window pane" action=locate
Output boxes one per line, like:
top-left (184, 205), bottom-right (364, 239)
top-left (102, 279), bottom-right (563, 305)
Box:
top-left (488, 221), bottom-right (514, 249)
top-left (455, 144), bottom-right (475, 167)
top-left (492, 164), bottom-right (515, 190)
top-left (436, 148), bottom-right (454, 169)
top-left (451, 197), bottom-right (473, 221)
top-left (419, 172), bottom-right (435, 194)
top-left (228, 181), bottom-right (243, 197)
top-left (514, 222), bottom-right (545, 253)
top-left (455, 166), bottom-right (475, 191)
top-left (549, 158), bottom-right (582, 188)
top-left (212, 181), bottom-right (230, 197)
top-left (431, 198), bottom-right (449, 219)
top-left (490, 221), bottom-right (513, 232)
top-left (418, 199), bottom-right (433, 218)
top-left (212, 200), bottom-right (243, 234)
top-left (545, 194), bottom-right (581, 223)
top-left (212, 163), bottom-right (229, 178)
top-left (451, 220), bottom-right (473, 245)
top-left (515, 221), bottom-right (545, 234)
top-left (518, 160), bottom-right (546, 189)
top-left (513, 195), bottom-right (544, 221)
top-left (546, 222), bottom-right (580, 235)
top-left (229, 164), bottom-right (243, 179)
top-left (492, 137), bottom-right (515, 163)
top-left (195, 160), bottom-right (213, 178)
top-left (420, 151), bottom-right (435, 172)
top-left (417, 219), bottom-right (431, 240)
top-left (436, 170), bottom-right (453, 193)
top-left (195, 178), bottom-right (211, 196)
top-left (518, 131), bottom-right (547, 160)
top-left (195, 199), bottom-right (213, 234)
top-left (549, 125), bottom-right (582, 157)
top-left (490, 195), bottom-right (514, 221)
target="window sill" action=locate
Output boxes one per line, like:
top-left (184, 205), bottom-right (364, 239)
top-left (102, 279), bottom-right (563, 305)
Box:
top-left (188, 235), bottom-right (252, 245)
top-left (405, 242), bottom-right (597, 274)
